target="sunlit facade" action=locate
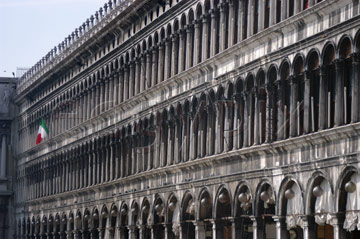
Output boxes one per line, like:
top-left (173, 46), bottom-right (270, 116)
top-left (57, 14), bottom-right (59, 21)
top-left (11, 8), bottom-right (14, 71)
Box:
top-left (12, 0), bottom-right (360, 239)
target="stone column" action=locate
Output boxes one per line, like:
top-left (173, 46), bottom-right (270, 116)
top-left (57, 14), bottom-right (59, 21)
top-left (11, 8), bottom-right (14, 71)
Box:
top-left (275, 80), bottom-right (284, 140)
top-left (104, 77), bottom-right (109, 111)
top-left (118, 69), bottom-right (124, 103)
top-left (329, 214), bottom-right (346, 239)
top-left (238, 0), bottom-right (245, 40)
top-left (228, 2), bottom-right (235, 47)
top-left (202, 14), bottom-right (209, 61)
top-left (135, 57), bottom-right (140, 95)
top-left (146, 51), bottom-right (152, 89)
top-left (140, 54), bottom-right (146, 92)
top-left (129, 61), bottom-right (135, 98)
top-left (192, 20), bottom-right (201, 65)
top-left (113, 72), bottom-right (119, 106)
top-left (318, 66), bottom-right (328, 130)
top-left (138, 225), bottom-right (145, 239)
top-left (164, 38), bottom-right (171, 80)
top-left (334, 59), bottom-right (344, 126)
top-left (171, 34), bottom-right (178, 76)
top-left (242, 92), bottom-right (249, 147)
top-left (303, 70), bottom-right (311, 134)
top-left (167, 120), bottom-right (174, 165)
top-left (151, 46), bottom-right (158, 86)
top-left (95, 82), bottom-right (101, 115)
top-left (209, 9), bottom-right (217, 57)
top-left (253, 88), bottom-right (260, 145)
top-left (211, 220), bottom-right (217, 239)
top-left (247, 0), bottom-right (254, 37)
top-left (100, 80), bottom-right (105, 113)
top-left (219, 2), bottom-right (227, 52)
top-left (186, 24), bottom-right (193, 69)
top-left (265, 84), bottom-right (273, 142)
top-left (193, 221), bottom-right (205, 239)
top-left (91, 86), bottom-right (96, 118)
top-left (178, 29), bottom-right (185, 73)
top-left (109, 74), bottom-right (114, 108)
top-left (124, 65), bottom-right (129, 100)
top-left (351, 53), bottom-right (360, 122)
top-left (273, 216), bottom-right (287, 239)
top-left (0, 135), bottom-right (7, 177)
top-left (250, 217), bottom-right (260, 239)
top-left (289, 75), bottom-right (298, 137)
top-left (158, 42), bottom-right (165, 83)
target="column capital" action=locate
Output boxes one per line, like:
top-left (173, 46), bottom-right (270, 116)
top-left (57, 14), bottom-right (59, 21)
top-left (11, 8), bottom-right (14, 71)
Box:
top-left (334, 58), bottom-right (345, 68)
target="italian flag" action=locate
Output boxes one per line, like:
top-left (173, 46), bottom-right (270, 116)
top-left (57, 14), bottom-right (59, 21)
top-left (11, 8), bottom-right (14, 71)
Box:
top-left (36, 118), bottom-right (49, 145)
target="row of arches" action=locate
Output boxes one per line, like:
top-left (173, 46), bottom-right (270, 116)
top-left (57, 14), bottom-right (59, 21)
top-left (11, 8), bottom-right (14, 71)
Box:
top-left (17, 167), bottom-right (360, 239)
top-left (17, 0), bottom-right (328, 152)
top-left (17, 34), bottom-right (360, 202)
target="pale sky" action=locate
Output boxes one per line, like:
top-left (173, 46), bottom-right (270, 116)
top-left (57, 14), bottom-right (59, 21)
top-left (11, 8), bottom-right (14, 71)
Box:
top-left (0, 0), bottom-right (106, 78)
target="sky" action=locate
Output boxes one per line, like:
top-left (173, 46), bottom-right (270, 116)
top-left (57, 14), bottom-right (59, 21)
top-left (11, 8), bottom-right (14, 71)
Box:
top-left (0, 0), bottom-right (106, 78)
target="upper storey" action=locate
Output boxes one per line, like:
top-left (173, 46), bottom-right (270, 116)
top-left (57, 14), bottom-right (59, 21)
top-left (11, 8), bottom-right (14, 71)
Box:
top-left (14, 0), bottom-right (359, 156)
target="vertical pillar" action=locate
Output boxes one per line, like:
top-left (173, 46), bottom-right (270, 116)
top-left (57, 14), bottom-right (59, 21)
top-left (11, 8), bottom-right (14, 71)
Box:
top-left (351, 53), bottom-right (360, 122)
top-left (146, 51), bottom-right (152, 89)
top-left (0, 135), bottom-right (7, 177)
top-left (100, 80), bottom-right (105, 113)
top-left (247, 0), bottom-right (254, 37)
top-left (318, 66), bottom-right (327, 130)
top-left (210, 9), bottom-right (217, 57)
top-left (158, 42), bottom-right (165, 83)
top-left (178, 29), bottom-right (185, 73)
top-left (186, 25), bottom-right (193, 69)
top-left (242, 92), bottom-right (249, 147)
top-left (104, 77), bottom-right (109, 111)
top-left (265, 84), bottom-right (273, 142)
top-left (202, 14), bottom-right (209, 61)
top-left (253, 88), bottom-right (260, 145)
top-left (275, 80), bottom-right (284, 140)
top-left (273, 216), bottom-right (287, 239)
top-left (289, 75), bottom-right (298, 137)
top-left (140, 54), bottom-right (146, 92)
top-left (228, 2), bottom-right (235, 47)
top-left (124, 65), bottom-right (129, 100)
top-left (219, 2), bottom-right (227, 52)
top-left (129, 61), bottom-right (135, 98)
top-left (113, 72), bottom-right (119, 106)
top-left (171, 34), bottom-right (178, 76)
top-left (194, 20), bottom-right (201, 65)
top-left (118, 69), bottom-right (124, 103)
top-left (109, 74), bottom-right (114, 108)
top-left (211, 220), bottom-right (217, 239)
top-left (303, 71), bottom-right (311, 134)
top-left (334, 59), bottom-right (344, 126)
top-left (151, 47), bottom-right (158, 86)
top-left (193, 221), bottom-right (205, 239)
top-left (135, 58), bottom-right (140, 95)
top-left (164, 38), bottom-right (171, 80)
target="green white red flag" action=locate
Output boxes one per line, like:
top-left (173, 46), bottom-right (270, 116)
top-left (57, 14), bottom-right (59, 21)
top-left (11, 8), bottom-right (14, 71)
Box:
top-left (36, 118), bottom-right (49, 145)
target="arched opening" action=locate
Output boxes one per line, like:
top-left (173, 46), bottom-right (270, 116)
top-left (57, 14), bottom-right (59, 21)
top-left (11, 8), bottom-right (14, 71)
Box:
top-left (83, 210), bottom-right (91, 239)
top-left (60, 215), bottom-right (67, 239)
top-left (191, 98), bottom-right (199, 160)
top-left (75, 212), bottom-right (82, 239)
top-left (322, 44), bottom-right (336, 128)
top-left (153, 198), bottom-right (165, 238)
top-left (276, 0), bottom-right (282, 23)
top-left (254, 0), bottom-right (259, 34)
top-left (54, 215), bottom-right (61, 239)
top-left (257, 183), bottom-right (276, 239)
top-left (308, 176), bottom-right (334, 239)
top-left (199, 94), bottom-right (208, 157)
top-left (234, 78), bottom-right (244, 148)
top-left (216, 87), bottom-right (226, 153)
top-left (131, 203), bottom-right (140, 239)
top-left (181, 192), bottom-right (196, 239)
top-left (199, 190), bottom-right (212, 239)
top-left (339, 170), bottom-right (360, 238)
top-left (92, 209), bottom-right (100, 239)
top-left (235, 184), bottom-right (253, 239)
top-left (242, 0), bottom-right (249, 40)
top-left (338, 37), bottom-right (352, 125)
top-left (245, 74), bottom-right (255, 146)
top-left (257, 70), bottom-right (267, 144)
top-left (120, 204), bottom-right (129, 239)
top-left (281, 180), bottom-right (304, 238)
top-left (167, 195), bottom-right (179, 239)
top-left (141, 199), bottom-right (151, 239)
top-left (278, 61), bottom-right (290, 140)
top-left (216, 188), bottom-right (232, 239)
top-left (293, 55), bottom-right (305, 136)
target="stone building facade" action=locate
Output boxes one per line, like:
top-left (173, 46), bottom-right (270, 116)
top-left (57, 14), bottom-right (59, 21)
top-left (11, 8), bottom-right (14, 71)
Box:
top-left (12, 0), bottom-right (360, 239)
